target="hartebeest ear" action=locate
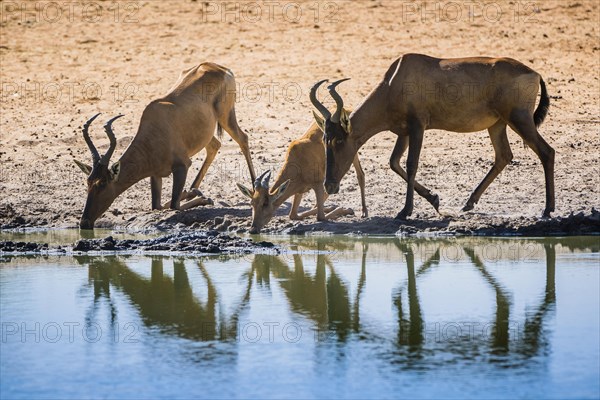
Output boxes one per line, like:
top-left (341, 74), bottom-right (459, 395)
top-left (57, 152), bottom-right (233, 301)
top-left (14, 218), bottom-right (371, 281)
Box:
top-left (74, 160), bottom-right (92, 176)
top-left (273, 179), bottom-right (291, 202)
top-left (340, 109), bottom-right (352, 135)
top-left (109, 161), bottom-right (121, 181)
top-left (237, 183), bottom-right (254, 198)
top-left (312, 110), bottom-right (326, 133)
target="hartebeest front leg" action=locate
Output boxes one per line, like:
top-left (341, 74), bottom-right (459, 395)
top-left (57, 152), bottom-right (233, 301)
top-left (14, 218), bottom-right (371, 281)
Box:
top-left (314, 184), bottom-right (328, 221)
top-left (324, 207), bottom-right (354, 220)
top-left (397, 120), bottom-right (424, 220)
top-left (170, 163), bottom-right (188, 210)
top-left (389, 134), bottom-right (440, 212)
top-left (289, 193), bottom-right (304, 220)
top-left (463, 121), bottom-right (513, 212)
top-left (151, 176), bottom-right (162, 210)
top-left (312, 185), bottom-right (353, 221)
top-left (290, 192), bottom-right (337, 220)
top-left (352, 154), bottom-right (369, 218)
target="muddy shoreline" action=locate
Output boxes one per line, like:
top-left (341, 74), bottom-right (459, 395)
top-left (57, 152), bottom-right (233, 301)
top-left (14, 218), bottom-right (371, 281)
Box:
top-left (0, 229), bottom-right (278, 256)
top-left (1, 202), bottom-right (599, 238)
top-left (1, 208), bottom-right (598, 257)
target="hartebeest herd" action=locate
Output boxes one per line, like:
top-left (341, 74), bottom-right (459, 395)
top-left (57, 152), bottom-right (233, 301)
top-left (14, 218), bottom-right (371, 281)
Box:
top-left (76, 54), bottom-right (554, 232)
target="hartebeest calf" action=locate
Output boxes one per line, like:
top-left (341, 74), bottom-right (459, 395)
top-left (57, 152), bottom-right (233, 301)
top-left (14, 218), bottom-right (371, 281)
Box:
top-left (312, 53), bottom-right (553, 219)
top-left (237, 103), bottom-right (367, 234)
top-left (75, 62), bottom-right (256, 229)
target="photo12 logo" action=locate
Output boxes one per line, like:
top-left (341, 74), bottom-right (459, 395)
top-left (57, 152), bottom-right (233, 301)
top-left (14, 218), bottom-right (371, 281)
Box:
top-left (0, 81), bottom-right (139, 104)
top-left (2, 321), bottom-right (140, 343)
top-left (400, 1), bottom-right (540, 24)
top-left (1, 2), bottom-right (139, 24)
top-left (197, 1), bottom-right (340, 24)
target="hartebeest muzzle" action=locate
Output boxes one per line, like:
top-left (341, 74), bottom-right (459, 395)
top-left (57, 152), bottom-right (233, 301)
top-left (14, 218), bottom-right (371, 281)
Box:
top-left (325, 181), bottom-right (340, 194)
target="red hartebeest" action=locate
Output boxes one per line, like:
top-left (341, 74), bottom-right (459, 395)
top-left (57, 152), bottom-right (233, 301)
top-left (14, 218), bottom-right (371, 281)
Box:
top-left (312, 54), bottom-right (553, 219)
top-left (75, 62), bottom-right (256, 229)
top-left (237, 117), bottom-right (367, 234)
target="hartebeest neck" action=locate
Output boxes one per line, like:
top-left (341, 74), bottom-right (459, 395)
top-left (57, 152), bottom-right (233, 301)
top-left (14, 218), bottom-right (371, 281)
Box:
top-left (348, 82), bottom-right (391, 149)
top-left (112, 141), bottom-right (153, 196)
top-left (271, 170), bottom-right (297, 209)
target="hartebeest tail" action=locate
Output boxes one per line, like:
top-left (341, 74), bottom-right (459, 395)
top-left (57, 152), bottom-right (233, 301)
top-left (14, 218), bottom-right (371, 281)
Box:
top-left (237, 120), bottom-right (367, 234)
top-left (75, 62), bottom-right (256, 229)
top-left (312, 54), bottom-right (554, 219)
top-left (534, 78), bottom-right (550, 128)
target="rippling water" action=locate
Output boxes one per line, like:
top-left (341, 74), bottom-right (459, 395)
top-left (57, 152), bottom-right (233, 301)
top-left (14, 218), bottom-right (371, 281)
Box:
top-left (1, 236), bottom-right (599, 399)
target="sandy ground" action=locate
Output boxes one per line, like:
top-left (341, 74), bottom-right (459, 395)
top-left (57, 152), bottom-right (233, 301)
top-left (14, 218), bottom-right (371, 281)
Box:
top-left (0, 0), bottom-right (598, 235)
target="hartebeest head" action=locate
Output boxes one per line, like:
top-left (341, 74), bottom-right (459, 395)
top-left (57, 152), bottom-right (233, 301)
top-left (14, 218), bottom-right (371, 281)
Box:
top-left (237, 171), bottom-right (290, 234)
top-left (310, 79), bottom-right (355, 195)
top-left (74, 113), bottom-right (124, 229)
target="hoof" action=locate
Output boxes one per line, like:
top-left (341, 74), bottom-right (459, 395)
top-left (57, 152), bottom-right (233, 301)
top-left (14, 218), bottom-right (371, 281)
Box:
top-left (361, 210), bottom-right (368, 218)
top-left (182, 189), bottom-right (203, 201)
top-left (462, 203), bottom-right (474, 212)
top-left (542, 210), bottom-right (553, 218)
top-left (395, 211), bottom-right (410, 221)
top-left (190, 188), bottom-right (204, 198)
top-left (430, 194), bottom-right (440, 212)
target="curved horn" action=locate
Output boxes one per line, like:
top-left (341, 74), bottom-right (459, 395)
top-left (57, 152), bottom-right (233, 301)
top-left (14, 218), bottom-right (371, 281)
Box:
top-left (309, 79), bottom-right (331, 120)
top-left (254, 170), bottom-right (270, 190)
top-left (82, 113), bottom-right (101, 164)
top-left (328, 78), bottom-right (350, 123)
top-left (261, 171), bottom-right (271, 189)
top-left (100, 114), bottom-right (124, 165)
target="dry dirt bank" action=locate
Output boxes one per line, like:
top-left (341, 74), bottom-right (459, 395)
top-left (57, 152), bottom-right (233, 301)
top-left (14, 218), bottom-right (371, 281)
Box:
top-left (1, 1), bottom-right (598, 235)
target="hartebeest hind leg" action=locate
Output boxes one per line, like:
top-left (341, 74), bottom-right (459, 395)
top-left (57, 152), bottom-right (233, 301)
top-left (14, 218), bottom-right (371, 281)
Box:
top-left (508, 110), bottom-right (555, 217)
top-left (396, 120), bottom-right (425, 220)
top-left (179, 136), bottom-right (223, 202)
top-left (219, 110), bottom-right (257, 183)
top-left (390, 133), bottom-right (440, 214)
top-left (463, 121), bottom-right (513, 211)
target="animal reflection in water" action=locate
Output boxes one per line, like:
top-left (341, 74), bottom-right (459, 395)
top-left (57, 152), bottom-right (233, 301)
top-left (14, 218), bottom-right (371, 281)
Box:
top-left (83, 239), bottom-right (557, 362)
top-left (391, 242), bottom-right (556, 364)
top-left (84, 257), bottom-right (249, 341)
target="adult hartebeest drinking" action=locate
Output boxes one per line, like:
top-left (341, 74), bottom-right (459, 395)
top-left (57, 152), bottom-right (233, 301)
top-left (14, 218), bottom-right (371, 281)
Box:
top-left (237, 116), bottom-right (367, 234)
top-left (75, 62), bottom-right (256, 229)
top-left (311, 53), bottom-right (553, 219)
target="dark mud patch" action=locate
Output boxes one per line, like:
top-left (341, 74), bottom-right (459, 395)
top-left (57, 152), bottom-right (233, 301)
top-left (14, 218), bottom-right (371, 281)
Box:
top-left (1, 230), bottom-right (276, 256)
top-left (140, 208), bottom-right (600, 236)
top-left (0, 241), bottom-right (50, 252)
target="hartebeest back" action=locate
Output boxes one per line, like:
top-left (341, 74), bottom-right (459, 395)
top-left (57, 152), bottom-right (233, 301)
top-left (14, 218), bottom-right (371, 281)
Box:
top-left (75, 62), bottom-right (256, 229)
top-left (312, 53), bottom-right (553, 219)
top-left (237, 119), bottom-right (367, 234)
